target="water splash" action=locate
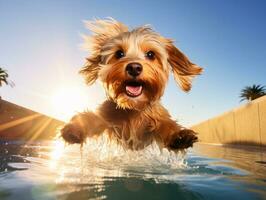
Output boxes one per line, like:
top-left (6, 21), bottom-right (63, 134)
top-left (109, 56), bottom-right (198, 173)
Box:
top-left (49, 134), bottom-right (188, 184)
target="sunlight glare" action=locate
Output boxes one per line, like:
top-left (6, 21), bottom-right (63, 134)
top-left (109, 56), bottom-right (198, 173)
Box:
top-left (49, 139), bottom-right (65, 170)
top-left (51, 87), bottom-right (91, 122)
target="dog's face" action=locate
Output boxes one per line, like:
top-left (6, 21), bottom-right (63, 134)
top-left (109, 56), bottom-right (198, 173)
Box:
top-left (80, 18), bottom-right (202, 110)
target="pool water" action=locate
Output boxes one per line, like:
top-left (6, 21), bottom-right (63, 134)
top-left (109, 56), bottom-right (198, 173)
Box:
top-left (0, 136), bottom-right (266, 200)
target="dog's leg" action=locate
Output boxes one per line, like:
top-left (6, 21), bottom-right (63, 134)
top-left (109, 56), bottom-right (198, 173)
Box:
top-left (155, 119), bottom-right (198, 151)
top-left (61, 112), bottom-right (108, 144)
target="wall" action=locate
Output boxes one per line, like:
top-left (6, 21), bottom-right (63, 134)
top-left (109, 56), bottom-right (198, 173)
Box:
top-left (191, 96), bottom-right (266, 146)
top-left (0, 99), bottom-right (64, 141)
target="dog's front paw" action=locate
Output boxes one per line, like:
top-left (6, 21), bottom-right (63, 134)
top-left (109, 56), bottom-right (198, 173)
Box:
top-left (61, 123), bottom-right (86, 144)
top-left (169, 129), bottom-right (198, 150)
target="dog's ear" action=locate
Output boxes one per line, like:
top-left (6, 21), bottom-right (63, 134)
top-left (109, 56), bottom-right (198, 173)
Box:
top-left (79, 55), bottom-right (101, 85)
top-left (165, 40), bottom-right (203, 92)
top-left (80, 18), bottom-right (128, 85)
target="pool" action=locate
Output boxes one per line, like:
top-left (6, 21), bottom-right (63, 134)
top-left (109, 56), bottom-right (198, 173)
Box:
top-left (0, 137), bottom-right (266, 200)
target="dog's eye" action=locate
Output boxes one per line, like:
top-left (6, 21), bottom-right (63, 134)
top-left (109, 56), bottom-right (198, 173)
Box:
top-left (115, 50), bottom-right (125, 59)
top-left (145, 51), bottom-right (155, 60)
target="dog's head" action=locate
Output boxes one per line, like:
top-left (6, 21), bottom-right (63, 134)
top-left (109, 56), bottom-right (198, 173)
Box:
top-left (80, 18), bottom-right (202, 110)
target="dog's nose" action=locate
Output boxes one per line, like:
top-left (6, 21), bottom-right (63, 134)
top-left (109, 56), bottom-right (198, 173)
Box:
top-left (126, 63), bottom-right (142, 77)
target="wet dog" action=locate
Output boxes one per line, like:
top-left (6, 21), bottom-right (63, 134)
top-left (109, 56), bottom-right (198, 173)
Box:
top-left (61, 18), bottom-right (202, 151)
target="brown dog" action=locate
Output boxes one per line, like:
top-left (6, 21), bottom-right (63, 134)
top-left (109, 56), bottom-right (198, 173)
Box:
top-left (61, 18), bottom-right (202, 151)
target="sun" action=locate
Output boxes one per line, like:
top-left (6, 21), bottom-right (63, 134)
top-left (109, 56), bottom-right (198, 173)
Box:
top-left (51, 87), bottom-right (92, 122)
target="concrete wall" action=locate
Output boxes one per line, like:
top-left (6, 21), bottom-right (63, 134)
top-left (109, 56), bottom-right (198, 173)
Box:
top-left (191, 96), bottom-right (266, 146)
top-left (0, 99), bottom-right (64, 141)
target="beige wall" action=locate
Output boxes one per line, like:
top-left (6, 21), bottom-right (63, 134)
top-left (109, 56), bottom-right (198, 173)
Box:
top-left (0, 99), bottom-right (64, 140)
top-left (191, 96), bottom-right (266, 146)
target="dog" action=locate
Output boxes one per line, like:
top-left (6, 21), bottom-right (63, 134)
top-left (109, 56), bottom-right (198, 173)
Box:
top-left (61, 18), bottom-right (202, 151)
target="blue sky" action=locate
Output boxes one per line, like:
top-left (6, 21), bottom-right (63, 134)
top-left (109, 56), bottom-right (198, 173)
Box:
top-left (0, 0), bottom-right (266, 126)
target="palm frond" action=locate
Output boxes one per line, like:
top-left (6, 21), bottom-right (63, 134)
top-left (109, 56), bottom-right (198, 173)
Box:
top-left (239, 84), bottom-right (266, 102)
top-left (0, 67), bottom-right (12, 87)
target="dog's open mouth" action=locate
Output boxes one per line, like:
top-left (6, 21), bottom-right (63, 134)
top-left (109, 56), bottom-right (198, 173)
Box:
top-left (125, 81), bottom-right (143, 97)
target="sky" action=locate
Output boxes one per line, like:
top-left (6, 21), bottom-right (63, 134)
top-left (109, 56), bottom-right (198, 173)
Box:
top-left (0, 0), bottom-right (266, 126)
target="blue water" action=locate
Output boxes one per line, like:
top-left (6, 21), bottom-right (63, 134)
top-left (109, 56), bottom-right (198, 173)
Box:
top-left (0, 137), bottom-right (266, 200)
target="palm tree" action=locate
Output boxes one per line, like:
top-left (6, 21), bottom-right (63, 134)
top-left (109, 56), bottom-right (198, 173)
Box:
top-left (0, 67), bottom-right (9, 87)
top-left (0, 67), bottom-right (14, 88)
top-left (240, 84), bottom-right (266, 102)
top-left (0, 67), bottom-right (14, 105)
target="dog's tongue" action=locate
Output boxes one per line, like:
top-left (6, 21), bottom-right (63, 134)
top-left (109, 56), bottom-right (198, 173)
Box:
top-left (126, 85), bottom-right (142, 97)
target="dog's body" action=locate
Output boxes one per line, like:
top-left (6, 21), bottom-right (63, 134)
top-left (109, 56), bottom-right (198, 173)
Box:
top-left (61, 18), bottom-right (202, 151)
